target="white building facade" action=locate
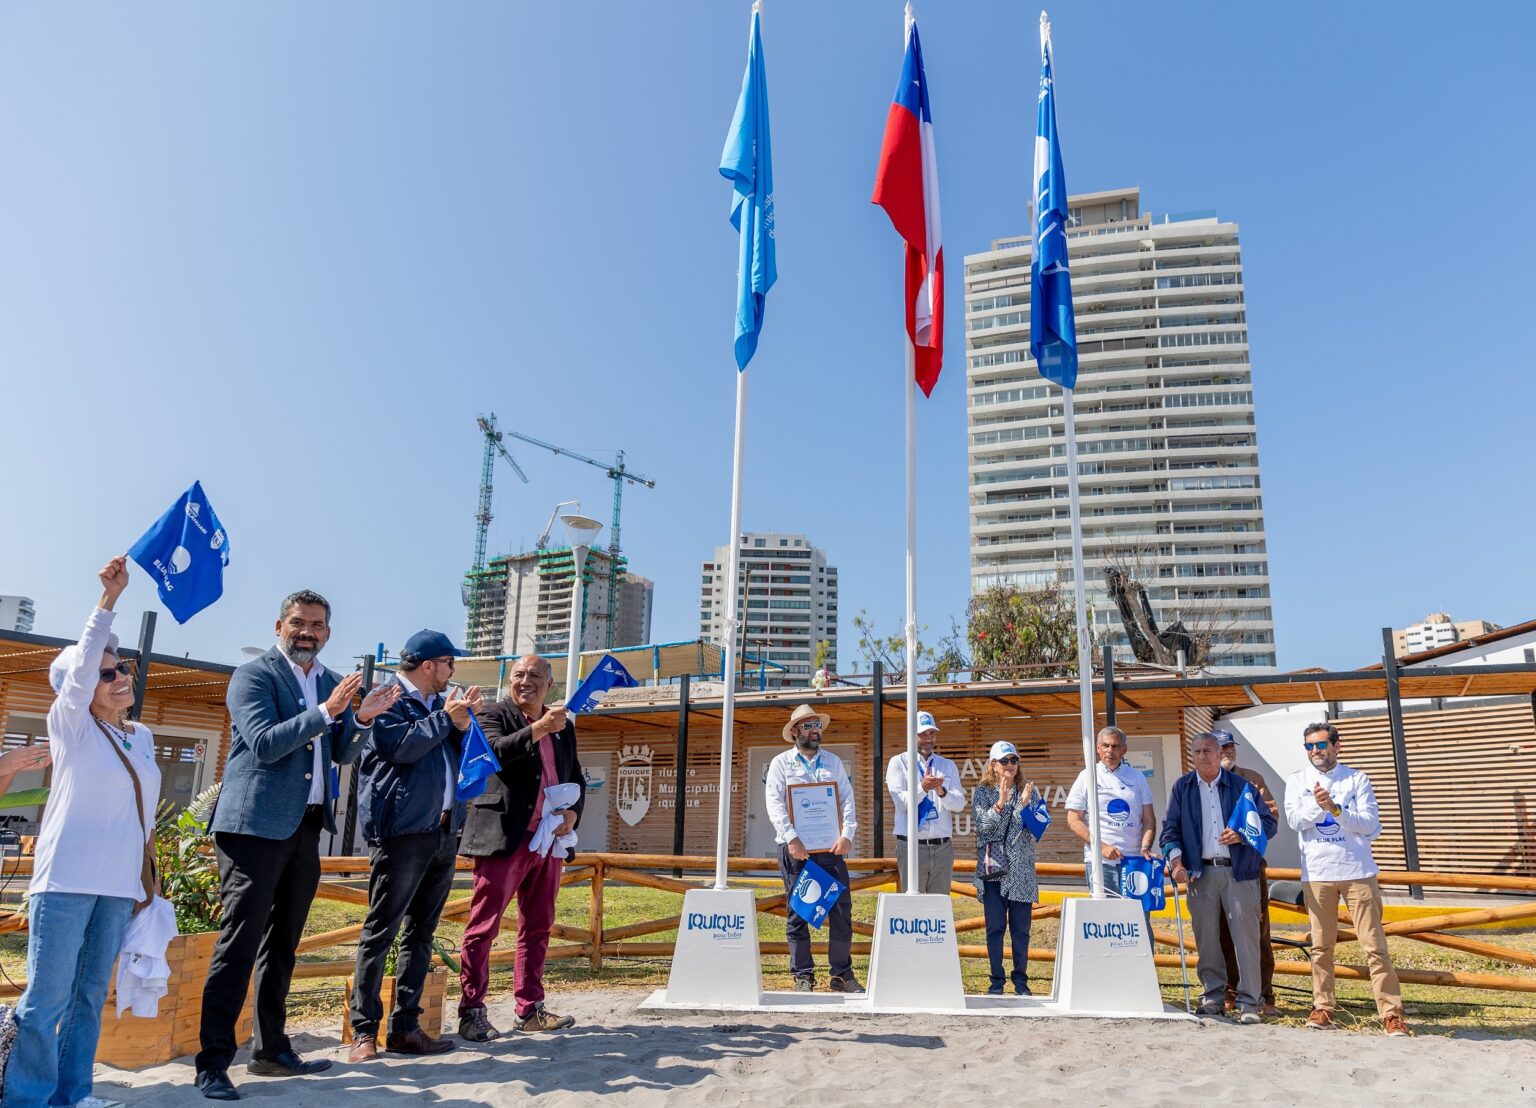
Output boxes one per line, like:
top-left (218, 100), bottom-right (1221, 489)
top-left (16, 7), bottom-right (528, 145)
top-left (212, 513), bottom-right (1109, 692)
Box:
top-left (700, 532), bottom-right (838, 688)
top-left (964, 186), bottom-right (1276, 672)
top-left (0, 596), bottom-right (35, 634)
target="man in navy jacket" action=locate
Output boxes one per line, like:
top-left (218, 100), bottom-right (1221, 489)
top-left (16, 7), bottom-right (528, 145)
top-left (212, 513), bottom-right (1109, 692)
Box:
top-left (348, 629), bottom-right (480, 1061)
top-left (1161, 731), bottom-right (1278, 1022)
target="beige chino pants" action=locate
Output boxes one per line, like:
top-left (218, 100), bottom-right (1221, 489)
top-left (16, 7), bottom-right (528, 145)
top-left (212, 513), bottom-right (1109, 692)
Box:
top-left (1303, 877), bottom-right (1404, 1020)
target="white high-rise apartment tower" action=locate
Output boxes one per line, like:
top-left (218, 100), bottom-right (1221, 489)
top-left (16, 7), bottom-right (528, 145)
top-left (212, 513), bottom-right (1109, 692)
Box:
top-left (965, 187), bottom-right (1276, 672)
top-left (700, 532), bottom-right (838, 688)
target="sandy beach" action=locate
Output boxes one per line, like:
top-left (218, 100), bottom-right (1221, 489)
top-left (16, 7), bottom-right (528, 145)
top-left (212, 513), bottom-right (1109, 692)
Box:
top-left (92, 989), bottom-right (1536, 1107)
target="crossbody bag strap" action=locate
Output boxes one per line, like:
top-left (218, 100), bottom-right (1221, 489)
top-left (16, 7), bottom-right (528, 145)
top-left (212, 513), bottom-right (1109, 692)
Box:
top-left (93, 716), bottom-right (156, 912)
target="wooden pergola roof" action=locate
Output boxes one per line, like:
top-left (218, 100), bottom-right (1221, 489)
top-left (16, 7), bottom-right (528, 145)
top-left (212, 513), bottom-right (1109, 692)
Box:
top-left (0, 631), bottom-right (235, 709)
top-left (577, 663), bottom-right (1536, 737)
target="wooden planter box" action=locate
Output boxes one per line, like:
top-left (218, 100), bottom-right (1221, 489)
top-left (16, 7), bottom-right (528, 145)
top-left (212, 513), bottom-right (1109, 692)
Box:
top-left (97, 930), bottom-right (254, 1069)
top-left (341, 967), bottom-right (448, 1043)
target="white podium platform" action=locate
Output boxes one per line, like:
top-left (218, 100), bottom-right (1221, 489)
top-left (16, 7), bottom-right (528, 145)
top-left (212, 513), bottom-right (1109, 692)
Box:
top-left (1051, 895), bottom-right (1166, 1014)
top-left (639, 990), bottom-right (1189, 1020)
top-left (662, 888), bottom-right (763, 1007)
top-left (866, 893), bottom-right (965, 1009)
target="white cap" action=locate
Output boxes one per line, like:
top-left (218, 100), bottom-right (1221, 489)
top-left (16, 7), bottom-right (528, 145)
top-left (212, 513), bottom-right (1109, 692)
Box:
top-left (916, 711), bottom-right (938, 733)
top-left (988, 740), bottom-right (1017, 761)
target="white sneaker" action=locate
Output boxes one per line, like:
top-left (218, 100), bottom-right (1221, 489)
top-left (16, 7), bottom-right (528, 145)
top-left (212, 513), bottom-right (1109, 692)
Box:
top-left (73, 1097), bottom-right (127, 1108)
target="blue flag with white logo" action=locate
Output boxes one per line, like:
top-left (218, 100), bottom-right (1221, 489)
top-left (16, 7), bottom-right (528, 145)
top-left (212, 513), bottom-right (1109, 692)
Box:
top-left (1227, 786), bottom-right (1269, 856)
top-left (1118, 854), bottom-right (1166, 912)
top-left (564, 653), bottom-right (640, 714)
top-left (720, 5), bottom-right (776, 371)
top-left (456, 712), bottom-right (500, 801)
top-left (1020, 796), bottom-right (1051, 841)
top-left (789, 857), bottom-right (843, 930)
top-left (1030, 15), bottom-right (1077, 390)
top-left (127, 480), bottom-right (231, 624)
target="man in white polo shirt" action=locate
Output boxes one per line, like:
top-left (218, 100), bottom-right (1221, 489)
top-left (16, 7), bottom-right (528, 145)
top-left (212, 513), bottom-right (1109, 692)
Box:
top-left (885, 710), bottom-right (965, 895)
top-left (1066, 726), bottom-right (1159, 916)
top-left (1283, 721), bottom-right (1409, 1037)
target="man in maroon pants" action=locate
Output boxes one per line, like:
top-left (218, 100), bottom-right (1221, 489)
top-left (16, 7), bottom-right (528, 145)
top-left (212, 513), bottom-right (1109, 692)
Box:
top-left (457, 653), bottom-right (585, 1039)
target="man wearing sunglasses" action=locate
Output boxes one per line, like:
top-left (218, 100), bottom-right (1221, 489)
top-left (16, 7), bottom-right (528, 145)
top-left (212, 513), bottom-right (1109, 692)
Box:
top-left (347, 630), bottom-right (478, 1062)
top-left (1283, 722), bottom-right (1409, 1037)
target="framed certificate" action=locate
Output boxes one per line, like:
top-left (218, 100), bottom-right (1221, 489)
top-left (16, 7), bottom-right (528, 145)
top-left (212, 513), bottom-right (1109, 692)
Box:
top-left (788, 781), bottom-right (842, 853)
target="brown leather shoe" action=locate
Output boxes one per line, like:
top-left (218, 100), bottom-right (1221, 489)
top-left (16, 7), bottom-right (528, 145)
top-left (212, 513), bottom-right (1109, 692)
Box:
top-left (1307, 1008), bottom-right (1336, 1030)
top-left (347, 1036), bottom-right (379, 1063)
top-left (386, 1027), bottom-right (457, 1055)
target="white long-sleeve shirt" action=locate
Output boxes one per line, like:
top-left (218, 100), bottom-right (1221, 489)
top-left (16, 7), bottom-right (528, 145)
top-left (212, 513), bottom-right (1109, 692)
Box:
top-left (765, 746), bottom-right (857, 847)
top-left (33, 606), bottom-right (162, 901)
top-left (885, 751), bottom-right (965, 839)
top-left (1284, 762), bottom-right (1382, 881)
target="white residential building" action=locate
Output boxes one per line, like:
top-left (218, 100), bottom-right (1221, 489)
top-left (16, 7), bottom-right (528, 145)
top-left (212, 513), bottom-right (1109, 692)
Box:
top-left (467, 547), bottom-right (633, 658)
top-left (964, 186), bottom-right (1276, 672)
top-left (0, 596), bottom-right (35, 634)
top-left (700, 532), bottom-right (838, 688)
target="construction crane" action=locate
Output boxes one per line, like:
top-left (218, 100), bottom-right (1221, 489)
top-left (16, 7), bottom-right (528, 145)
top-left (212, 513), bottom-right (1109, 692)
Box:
top-left (536, 500), bottom-right (583, 550)
top-left (499, 428), bottom-right (655, 648)
top-left (465, 413), bottom-right (530, 644)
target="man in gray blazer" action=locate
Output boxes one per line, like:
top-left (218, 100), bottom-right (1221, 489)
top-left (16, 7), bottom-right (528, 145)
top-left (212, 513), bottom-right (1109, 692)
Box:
top-left (195, 589), bottom-right (398, 1101)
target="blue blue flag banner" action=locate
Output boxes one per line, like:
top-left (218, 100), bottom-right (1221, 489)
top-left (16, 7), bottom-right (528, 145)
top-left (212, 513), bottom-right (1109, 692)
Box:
top-left (1030, 14), bottom-right (1077, 391)
top-left (1118, 854), bottom-right (1166, 912)
top-left (456, 713), bottom-right (500, 801)
top-left (789, 857), bottom-right (844, 930)
top-left (1020, 796), bottom-right (1052, 841)
top-left (127, 480), bottom-right (231, 624)
top-left (1227, 786), bottom-right (1269, 856)
top-left (565, 653), bottom-right (640, 714)
top-left (720, 4), bottom-right (776, 371)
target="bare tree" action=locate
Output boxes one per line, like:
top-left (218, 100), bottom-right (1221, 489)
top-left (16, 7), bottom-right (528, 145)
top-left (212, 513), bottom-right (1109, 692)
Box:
top-left (1100, 541), bottom-right (1235, 670)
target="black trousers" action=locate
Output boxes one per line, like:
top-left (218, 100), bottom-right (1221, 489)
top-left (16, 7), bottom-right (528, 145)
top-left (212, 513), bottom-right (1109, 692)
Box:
top-left (980, 880), bottom-right (1033, 991)
top-left (349, 825), bottom-right (459, 1039)
top-left (197, 807), bottom-right (322, 1075)
top-left (777, 846), bottom-right (852, 981)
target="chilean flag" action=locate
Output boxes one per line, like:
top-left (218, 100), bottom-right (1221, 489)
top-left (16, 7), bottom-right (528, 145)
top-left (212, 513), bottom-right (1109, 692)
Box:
top-left (872, 16), bottom-right (944, 397)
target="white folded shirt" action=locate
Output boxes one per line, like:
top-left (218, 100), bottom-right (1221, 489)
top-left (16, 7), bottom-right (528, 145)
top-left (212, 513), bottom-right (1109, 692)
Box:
top-left (116, 897), bottom-right (179, 1018)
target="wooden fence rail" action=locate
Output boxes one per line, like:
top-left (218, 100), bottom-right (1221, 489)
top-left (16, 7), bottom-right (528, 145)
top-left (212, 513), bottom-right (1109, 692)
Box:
top-left (3, 853), bottom-right (1535, 999)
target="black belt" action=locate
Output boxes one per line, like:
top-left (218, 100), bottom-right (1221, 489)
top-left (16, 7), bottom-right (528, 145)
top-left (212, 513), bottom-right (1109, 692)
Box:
top-left (304, 804), bottom-right (325, 816)
top-left (896, 836), bottom-right (951, 846)
top-left (1202, 857), bottom-right (1232, 867)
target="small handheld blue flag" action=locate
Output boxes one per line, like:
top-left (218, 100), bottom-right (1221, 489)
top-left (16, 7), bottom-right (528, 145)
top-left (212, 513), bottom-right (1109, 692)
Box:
top-left (720, 4), bottom-right (776, 371)
top-left (127, 480), bottom-right (231, 624)
top-left (789, 857), bottom-right (844, 930)
top-left (1020, 797), bottom-right (1052, 841)
top-left (1227, 787), bottom-right (1269, 856)
top-left (1118, 855), bottom-right (1166, 912)
top-left (1030, 14), bottom-right (1078, 390)
top-left (456, 713), bottom-right (500, 801)
top-left (565, 653), bottom-right (639, 714)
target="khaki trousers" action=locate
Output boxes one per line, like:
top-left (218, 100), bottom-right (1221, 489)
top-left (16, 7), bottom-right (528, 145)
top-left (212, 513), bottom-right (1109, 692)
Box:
top-left (1303, 877), bottom-right (1404, 1019)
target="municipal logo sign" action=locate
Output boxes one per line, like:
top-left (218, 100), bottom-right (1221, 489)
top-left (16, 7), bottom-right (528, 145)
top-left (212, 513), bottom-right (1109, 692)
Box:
top-left (617, 744), bottom-right (653, 827)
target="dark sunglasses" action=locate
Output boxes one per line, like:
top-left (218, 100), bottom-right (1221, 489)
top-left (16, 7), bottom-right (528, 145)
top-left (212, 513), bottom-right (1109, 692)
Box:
top-left (1303, 740), bottom-right (1332, 752)
top-left (997, 755), bottom-right (1020, 765)
top-left (430, 657), bottom-right (457, 671)
top-left (99, 660), bottom-right (135, 684)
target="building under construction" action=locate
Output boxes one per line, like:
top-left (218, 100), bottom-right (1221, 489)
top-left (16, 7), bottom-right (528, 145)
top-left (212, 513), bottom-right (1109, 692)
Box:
top-left (465, 546), bottom-right (653, 658)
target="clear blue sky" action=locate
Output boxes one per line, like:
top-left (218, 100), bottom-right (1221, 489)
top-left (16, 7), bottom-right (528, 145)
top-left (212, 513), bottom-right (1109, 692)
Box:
top-left (3, 2), bottom-right (1532, 673)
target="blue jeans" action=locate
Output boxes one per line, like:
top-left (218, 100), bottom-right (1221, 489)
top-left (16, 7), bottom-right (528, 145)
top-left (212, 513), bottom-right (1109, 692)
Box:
top-left (2, 892), bottom-right (134, 1108)
top-left (980, 881), bottom-right (1032, 993)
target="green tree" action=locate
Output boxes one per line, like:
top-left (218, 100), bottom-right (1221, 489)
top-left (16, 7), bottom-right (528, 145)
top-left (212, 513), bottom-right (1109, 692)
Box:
top-left (967, 579), bottom-right (1090, 679)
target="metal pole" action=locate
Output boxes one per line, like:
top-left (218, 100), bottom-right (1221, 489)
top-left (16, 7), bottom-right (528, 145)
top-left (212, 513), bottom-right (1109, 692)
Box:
top-left (902, 337), bottom-right (919, 894)
top-left (713, 371), bottom-right (748, 890)
top-left (673, 674), bottom-right (690, 876)
top-left (565, 545), bottom-right (589, 702)
top-left (342, 655), bottom-right (375, 855)
top-left (871, 661), bottom-right (885, 859)
top-left (1103, 642), bottom-right (1116, 728)
top-left (127, 611), bottom-right (156, 722)
top-left (1172, 880), bottom-right (1193, 1014)
top-left (1381, 627), bottom-right (1423, 898)
top-left (1064, 385), bottom-right (1104, 896)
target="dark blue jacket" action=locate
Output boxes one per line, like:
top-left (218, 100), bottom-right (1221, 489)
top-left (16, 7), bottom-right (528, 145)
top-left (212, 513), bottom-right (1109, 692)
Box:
top-left (1159, 767), bottom-right (1276, 882)
top-left (357, 676), bottom-right (467, 843)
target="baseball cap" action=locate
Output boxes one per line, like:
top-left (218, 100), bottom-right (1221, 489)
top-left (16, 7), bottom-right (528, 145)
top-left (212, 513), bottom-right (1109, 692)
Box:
top-left (401, 629), bottom-right (466, 663)
top-left (988, 740), bottom-right (1017, 761)
top-left (1213, 729), bottom-right (1237, 746)
top-left (916, 711), bottom-right (939, 733)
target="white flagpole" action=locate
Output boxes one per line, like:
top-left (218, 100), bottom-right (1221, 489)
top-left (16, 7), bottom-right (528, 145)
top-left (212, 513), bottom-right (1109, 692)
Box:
top-left (1062, 382), bottom-right (1104, 896)
top-left (713, 369), bottom-right (747, 890)
top-left (901, 0), bottom-right (920, 897)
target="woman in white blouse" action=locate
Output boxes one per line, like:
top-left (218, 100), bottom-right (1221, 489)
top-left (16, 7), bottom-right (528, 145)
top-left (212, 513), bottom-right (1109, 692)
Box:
top-left (3, 557), bottom-right (161, 1108)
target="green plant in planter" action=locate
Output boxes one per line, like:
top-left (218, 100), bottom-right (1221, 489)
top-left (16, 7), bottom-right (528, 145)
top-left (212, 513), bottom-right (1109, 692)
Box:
top-left (154, 783), bottom-right (223, 934)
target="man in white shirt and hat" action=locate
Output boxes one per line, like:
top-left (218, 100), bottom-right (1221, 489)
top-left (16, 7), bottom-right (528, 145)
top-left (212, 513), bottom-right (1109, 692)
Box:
top-left (1283, 722), bottom-right (1409, 1037)
top-left (885, 710), bottom-right (965, 895)
top-left (765, 704), bottom-right (860, 993)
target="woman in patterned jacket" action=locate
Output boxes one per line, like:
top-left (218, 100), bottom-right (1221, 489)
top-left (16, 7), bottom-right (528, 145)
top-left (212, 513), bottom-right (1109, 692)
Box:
top-left (972, 740), bottom-right (1040, 996)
